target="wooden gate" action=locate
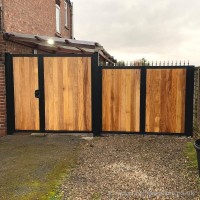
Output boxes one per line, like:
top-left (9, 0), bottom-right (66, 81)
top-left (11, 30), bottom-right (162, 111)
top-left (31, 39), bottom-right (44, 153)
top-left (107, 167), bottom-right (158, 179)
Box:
top-left (5, 54), bottom-right (97, 134)
top-left (100, 66), bottom-right (194, 136)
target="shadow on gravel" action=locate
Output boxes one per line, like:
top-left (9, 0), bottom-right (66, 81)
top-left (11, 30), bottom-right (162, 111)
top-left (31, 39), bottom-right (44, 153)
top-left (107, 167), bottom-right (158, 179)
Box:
top-left (0, 134), bottom-right (85, 200)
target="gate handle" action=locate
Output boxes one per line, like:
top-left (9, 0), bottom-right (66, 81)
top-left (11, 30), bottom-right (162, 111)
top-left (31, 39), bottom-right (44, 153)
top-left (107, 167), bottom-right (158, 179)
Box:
top-left (35, 90), bottom-right (40, 98)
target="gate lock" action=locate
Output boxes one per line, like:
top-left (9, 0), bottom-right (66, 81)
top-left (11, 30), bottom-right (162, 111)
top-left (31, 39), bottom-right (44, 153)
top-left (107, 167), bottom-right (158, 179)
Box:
top-left (35, 90), bottom-right (40, 98)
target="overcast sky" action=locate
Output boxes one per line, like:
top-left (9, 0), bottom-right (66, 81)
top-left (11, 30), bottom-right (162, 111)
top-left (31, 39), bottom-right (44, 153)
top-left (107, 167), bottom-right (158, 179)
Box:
top-left (73, 0), bottom-right (200, 65)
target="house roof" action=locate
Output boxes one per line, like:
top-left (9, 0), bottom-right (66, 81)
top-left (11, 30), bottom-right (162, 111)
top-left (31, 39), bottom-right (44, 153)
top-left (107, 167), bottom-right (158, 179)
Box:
top-left (3, 32), bottom-right (117, 64)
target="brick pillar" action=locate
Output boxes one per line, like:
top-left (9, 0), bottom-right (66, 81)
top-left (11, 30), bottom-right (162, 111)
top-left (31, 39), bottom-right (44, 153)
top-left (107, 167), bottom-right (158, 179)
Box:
top-left (0, 33), bottom-right (7, 136)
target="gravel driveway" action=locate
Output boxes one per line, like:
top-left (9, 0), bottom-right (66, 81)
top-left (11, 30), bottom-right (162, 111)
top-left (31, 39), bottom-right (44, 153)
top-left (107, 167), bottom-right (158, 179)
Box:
top-left (61, 135), bottom-right (200, 199)
top-left (0, 134), bottom-right (84, 200)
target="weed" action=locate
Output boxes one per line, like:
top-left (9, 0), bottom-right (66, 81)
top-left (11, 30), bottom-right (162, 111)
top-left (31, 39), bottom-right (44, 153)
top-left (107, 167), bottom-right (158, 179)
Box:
top-left (185, 142), bottom-right (198, 169)
top-left (92, 192), bottom-right (102, 200)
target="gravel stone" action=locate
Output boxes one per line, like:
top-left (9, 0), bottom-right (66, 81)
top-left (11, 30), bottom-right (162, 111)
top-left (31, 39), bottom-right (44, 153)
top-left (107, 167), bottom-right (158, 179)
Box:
top-left (61, 135), bottom-right (200, 200)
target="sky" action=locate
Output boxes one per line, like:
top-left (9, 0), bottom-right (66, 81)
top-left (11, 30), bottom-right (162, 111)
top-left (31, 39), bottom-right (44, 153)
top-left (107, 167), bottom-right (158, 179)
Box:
top-left (72, 0), bottom-right (200, 66)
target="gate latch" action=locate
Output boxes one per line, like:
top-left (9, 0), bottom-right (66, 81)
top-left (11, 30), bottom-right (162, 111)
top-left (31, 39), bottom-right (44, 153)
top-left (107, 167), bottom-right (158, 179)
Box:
top-left (35, 90), bottom-right (40, 98)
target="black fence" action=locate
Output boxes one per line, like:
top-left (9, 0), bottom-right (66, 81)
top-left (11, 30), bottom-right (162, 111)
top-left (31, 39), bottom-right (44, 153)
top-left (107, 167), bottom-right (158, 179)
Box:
top-left (194, 67), bottom-right (200, 138)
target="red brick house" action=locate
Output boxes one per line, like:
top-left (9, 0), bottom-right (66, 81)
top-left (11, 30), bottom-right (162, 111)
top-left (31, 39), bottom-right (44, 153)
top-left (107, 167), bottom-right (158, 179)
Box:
top-left (0, 0), bottom-right (116, 136)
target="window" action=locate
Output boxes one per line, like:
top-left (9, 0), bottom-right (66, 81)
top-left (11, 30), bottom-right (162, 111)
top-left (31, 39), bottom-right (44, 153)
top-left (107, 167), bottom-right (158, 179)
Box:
top-left (64, 2), bottom-right (68, 27)
top-left (56, 4), bottom-right (61, 33)
top-left (33, 49), bottom-right (38, 54)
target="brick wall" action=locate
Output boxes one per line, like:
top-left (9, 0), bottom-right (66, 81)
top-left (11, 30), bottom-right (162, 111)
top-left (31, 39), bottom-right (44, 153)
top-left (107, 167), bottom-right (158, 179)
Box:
top-left (6, 41), bottom-right (33, 54)
top-left (0, 33), bottom-right (6, 136)
top-left (3, 0), bottom-right (72, 38)
top-left (0, 63), bottom-right (6, 136)
top-left (0, 2), bottom-right (2, 31)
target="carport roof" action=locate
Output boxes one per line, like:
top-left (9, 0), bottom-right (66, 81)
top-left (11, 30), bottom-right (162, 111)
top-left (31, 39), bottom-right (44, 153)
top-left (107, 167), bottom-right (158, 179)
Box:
top-left (3, 32), bottom-right (117, 64)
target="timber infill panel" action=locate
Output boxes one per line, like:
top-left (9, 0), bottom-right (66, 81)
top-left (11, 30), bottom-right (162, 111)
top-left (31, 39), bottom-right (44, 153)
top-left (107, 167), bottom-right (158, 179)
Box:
top-left (145, 69), bottom-right (186, 133)
top-left (13, 57), bottom-right (40, 130)
top-left (44, 57), bottom-right (92, 131)
top-left (102, 69), bottom-right (141, 132)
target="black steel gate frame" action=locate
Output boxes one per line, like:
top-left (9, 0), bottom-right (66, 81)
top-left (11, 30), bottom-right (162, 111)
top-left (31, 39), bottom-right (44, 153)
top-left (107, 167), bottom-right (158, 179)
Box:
top-left (99, 65), bottom-right (194, 137)
top-left (5, 52), bottom-right (194, 136)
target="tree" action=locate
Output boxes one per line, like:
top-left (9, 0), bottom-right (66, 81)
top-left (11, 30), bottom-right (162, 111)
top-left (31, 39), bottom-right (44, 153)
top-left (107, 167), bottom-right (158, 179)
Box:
top-left (117, 60), bottom-right (125, 66)
top-left (131, 58), bottom-right (148, 66)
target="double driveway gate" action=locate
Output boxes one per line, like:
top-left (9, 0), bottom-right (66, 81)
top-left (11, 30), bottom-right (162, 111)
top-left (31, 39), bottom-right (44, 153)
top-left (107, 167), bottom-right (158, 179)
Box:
top-left (5, 53), bottom-right (194, 136)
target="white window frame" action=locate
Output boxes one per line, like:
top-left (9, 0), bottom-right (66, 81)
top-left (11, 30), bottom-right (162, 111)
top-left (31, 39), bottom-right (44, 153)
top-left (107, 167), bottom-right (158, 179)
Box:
top-left (64, 1), bottom-right (68, 28)
top-left (56, 4), bottom-right (61, 33)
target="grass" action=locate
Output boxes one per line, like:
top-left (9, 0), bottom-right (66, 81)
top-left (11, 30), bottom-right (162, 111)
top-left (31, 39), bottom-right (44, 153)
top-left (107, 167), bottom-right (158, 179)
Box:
top-left (92, 192), bottom-right (102, 200)
top-left (0, 135), bottom-right (83, 200)
top-left (23, 155), bottom-right (76, 200)
top-left (19, 159), bottom-right (75, 200)
top-left (185, 142), bottom-right (198, 169)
